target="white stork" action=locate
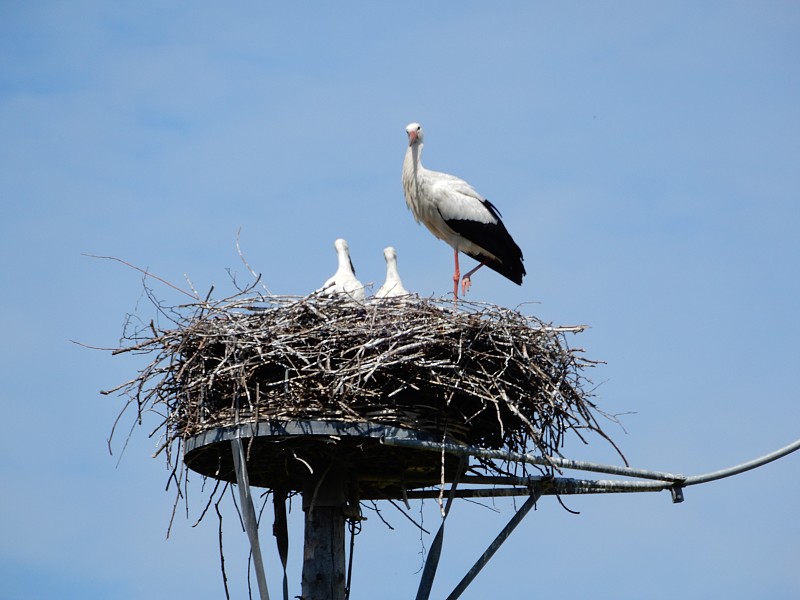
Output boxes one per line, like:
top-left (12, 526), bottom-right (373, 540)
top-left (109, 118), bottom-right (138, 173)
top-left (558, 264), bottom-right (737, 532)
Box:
top-left (317, 238), bottom-right (365, 302)
top-left (375, 246), bottom-right (409, 298)
top-left (401, 122), bottom-right (525, 299)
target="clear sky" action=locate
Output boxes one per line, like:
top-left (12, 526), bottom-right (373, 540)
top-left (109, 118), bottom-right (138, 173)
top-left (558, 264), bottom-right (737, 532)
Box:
top-left (1, 2), bottom-right (799, 599)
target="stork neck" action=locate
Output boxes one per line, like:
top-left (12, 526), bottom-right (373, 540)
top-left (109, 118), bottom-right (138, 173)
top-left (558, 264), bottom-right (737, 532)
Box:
top-left (412, 142), bottom-right (423, 169)
top-left (403, 144), bottom-right (424, 189)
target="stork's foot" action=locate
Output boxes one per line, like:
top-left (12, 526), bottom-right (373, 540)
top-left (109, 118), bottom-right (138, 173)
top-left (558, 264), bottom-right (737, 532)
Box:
top-left (460, 260), bottom-right (486, 296)
top-left (461, 276), bottom-right (472, 296)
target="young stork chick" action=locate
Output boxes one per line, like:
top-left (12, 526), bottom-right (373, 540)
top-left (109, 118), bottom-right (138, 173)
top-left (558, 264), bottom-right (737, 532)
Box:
top-left (375, 246), bottom-right (409, 299)
top-left (317, 238), bottom-right (365, 302)
top-left (401, 122), bottom-right (525, 299)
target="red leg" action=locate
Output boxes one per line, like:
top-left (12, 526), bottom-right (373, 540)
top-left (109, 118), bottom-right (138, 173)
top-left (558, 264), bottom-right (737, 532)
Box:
top-left (452, 249), bottom-right (461, 300)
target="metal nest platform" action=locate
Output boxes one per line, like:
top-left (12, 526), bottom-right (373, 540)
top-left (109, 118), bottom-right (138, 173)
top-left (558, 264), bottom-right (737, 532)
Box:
top-left (184, 419), bottom-right (465, 497)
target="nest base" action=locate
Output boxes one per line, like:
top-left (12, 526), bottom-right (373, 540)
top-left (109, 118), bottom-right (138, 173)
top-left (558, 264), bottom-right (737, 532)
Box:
top-left (184, 419), bottom-right (465, 498)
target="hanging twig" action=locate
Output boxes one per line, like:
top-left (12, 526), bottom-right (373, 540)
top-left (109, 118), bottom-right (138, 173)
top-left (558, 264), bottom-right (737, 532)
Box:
top-left (215, 499), bottom-right (231, 600)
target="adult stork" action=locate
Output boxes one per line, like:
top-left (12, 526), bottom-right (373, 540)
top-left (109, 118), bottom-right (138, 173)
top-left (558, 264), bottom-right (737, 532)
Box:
top-left (317, 238), bottom-right (365, 302)
top-left (401, 122), bottom-right (525, 299)
top-left (375, 246), bottom-right (409, 298)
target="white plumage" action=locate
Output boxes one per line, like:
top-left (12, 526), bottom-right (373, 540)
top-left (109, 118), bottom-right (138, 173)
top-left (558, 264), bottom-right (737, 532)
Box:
top-left (317, 238), bottom-right (365, 302)
top-left (401, 122), bottom-right (525, 298)
top-left (375, 246), bottom-right (409, 298)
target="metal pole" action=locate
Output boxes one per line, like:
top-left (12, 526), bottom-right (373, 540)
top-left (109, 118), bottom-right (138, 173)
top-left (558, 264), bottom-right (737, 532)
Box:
top-left (683, 437), bottom-right (800, 486)
top-left (381, 437), bottom-right (686, 483)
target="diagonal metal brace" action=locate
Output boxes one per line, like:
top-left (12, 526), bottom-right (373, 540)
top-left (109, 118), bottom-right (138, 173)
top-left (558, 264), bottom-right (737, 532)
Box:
top-left (414, 456), bottom-right (466, 600)
top-left (445, 486), bottom-right (544, 600)
top-left (231, 437), bottom-right (271, 600)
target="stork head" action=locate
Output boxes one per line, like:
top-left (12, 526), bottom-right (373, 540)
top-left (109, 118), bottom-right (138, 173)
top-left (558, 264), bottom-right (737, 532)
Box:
top-left (405, 122), bottom-right (423, 146)
top-left (334, 238), bottom-right (356, 274)
top-left (334, 238), bottom-right (350, 255)
top-left (383, 246), bottom-right (397, 263)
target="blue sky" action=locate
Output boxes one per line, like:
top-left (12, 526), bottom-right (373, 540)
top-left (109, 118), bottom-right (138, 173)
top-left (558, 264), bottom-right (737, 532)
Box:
top-left (1, 2), bottom-right (799, 598)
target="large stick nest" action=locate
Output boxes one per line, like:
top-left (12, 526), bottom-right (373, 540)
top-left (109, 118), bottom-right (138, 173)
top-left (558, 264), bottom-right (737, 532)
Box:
top-left (109, 291), bottom-right (618, 478)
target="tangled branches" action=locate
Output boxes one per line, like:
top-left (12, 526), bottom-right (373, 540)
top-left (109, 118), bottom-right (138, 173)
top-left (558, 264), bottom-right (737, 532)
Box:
top-left (107, 290), bottom-right (619, 481)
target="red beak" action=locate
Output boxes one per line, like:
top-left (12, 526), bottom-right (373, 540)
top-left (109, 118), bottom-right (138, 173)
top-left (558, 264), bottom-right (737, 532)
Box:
top-left (407, 129), bottom-right (418, 145)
